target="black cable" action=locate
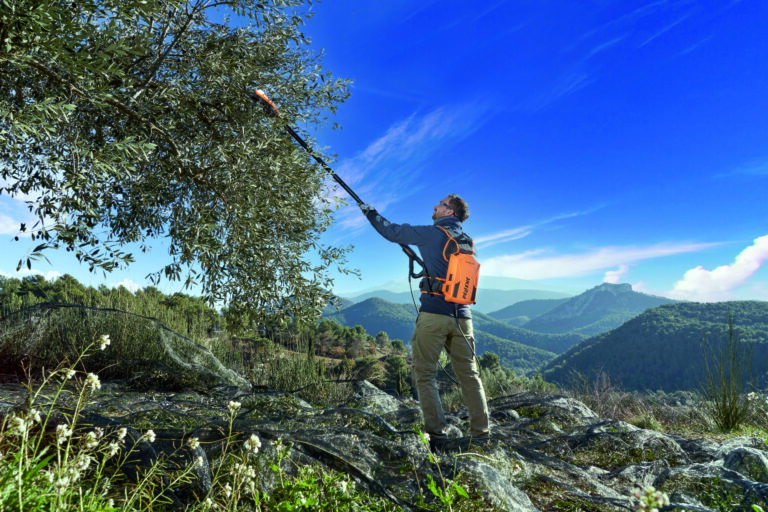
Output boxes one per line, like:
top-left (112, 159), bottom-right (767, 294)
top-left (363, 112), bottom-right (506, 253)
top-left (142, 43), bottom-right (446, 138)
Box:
top-left (454, 303), bottom-right (478, 359)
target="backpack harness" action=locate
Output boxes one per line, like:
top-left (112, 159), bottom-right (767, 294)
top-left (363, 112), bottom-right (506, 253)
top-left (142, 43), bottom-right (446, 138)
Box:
top-left (418, 225), bottom-right (480, 305)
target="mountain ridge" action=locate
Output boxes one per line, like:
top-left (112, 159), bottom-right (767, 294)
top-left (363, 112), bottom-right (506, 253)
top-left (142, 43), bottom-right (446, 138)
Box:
top-left (541, 300), bottom-right (768, 391)
top-left (521, 282), bottom-right (675, 336)
top-left (347, 288), bottom-right (572, 314)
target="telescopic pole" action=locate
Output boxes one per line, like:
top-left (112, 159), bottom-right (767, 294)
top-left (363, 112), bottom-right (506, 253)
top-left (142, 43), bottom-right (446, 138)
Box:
top-left (249, 90), bottom-right (426, 278)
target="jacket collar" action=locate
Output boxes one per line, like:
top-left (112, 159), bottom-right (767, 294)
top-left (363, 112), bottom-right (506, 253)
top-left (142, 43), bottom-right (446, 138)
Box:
top-left (433, 215), bottom-right (462, 230)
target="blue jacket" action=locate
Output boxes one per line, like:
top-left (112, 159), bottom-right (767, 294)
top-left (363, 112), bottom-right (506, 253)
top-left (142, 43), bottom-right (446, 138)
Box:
top-left (365, 210), bottom-right (472, 319)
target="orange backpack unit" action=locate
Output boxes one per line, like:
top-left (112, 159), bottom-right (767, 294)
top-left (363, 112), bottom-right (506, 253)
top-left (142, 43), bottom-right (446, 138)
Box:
top-left (420, 225), bottom-right (480, 305)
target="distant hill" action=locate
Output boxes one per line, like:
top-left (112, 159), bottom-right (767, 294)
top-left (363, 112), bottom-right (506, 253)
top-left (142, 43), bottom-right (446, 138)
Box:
top-left (522, 283), bottom-right (675, 336)
top-left (541, 301), bottom-right (768, 392)
top-left (472, 311), bottom-right (586, 354)
top-left (349, 288), bottom-right (571, 314)
top-left (474, 288), bottom-right (572, 314)
top-left (324, 298), bottom-right (418, 342)
top-left (488, 298), bottom-right (569, 326)
top-left (348, 290), bottom-right (419, 307)
top-left (323, 297), bottom-right (586, 374)
top-left (474, 331), bottom-right (557, 375)
top-left (322, 296), bottom-right (356, 316)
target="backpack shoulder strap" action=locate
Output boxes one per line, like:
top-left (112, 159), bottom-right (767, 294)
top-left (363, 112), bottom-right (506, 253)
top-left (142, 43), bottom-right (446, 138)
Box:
top-left (435, 225), bottom-right (458, 261)
top-left (436, 225), bottom-right (474, 256)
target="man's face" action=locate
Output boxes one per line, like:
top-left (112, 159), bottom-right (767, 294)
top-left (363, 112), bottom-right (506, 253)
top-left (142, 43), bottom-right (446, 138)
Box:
top-left (432, 196), bottom-right (455, 220)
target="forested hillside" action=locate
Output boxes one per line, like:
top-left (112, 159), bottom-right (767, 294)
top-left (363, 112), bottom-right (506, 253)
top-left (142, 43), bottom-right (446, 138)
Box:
top-left (473, 311), bottom-right (585, 354)
top-left (522, 283), bottom-right (675, 336)
top-left (323, 297), bottom-right (582, 373)
top-left (349, 288), bottom-right (570, 314)
top-left (324, 298), bottom-right (418, 341)
top-left (541, 301), bottom-right (768, 392)
top-left (488, 298), bottom-right (569, 326)
top-left (0, 274), bottom-right (220, 340)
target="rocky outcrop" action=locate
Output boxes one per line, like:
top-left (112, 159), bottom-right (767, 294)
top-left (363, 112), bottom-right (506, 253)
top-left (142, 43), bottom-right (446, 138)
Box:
top-left (3, 378), bottom-right (768, 510)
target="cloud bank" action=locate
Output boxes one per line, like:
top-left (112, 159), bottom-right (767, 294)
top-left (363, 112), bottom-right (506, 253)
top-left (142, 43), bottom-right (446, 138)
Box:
top-left (604, 264), bottom-right (630, 284)
top-left (669, 235), bottom-right (768, 302)
top-left (481, 241), bottom-right (720, 280)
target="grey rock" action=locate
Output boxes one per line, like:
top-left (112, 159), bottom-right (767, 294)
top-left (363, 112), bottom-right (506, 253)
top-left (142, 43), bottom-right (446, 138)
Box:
top-left (722, 447), bottom-right (768, 483)
top-left (715, 436), bottom-right (767, 458)
top-left (455, 459), bottom-right (539, 512)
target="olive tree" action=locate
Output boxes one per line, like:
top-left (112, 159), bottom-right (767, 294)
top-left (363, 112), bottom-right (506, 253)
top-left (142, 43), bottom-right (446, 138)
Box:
top-left (0, 0), bottom-right (351, 323)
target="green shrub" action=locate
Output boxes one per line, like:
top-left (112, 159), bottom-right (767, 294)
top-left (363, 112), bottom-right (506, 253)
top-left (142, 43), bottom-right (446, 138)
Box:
top-left (700, 316), bottom-right (753, 431)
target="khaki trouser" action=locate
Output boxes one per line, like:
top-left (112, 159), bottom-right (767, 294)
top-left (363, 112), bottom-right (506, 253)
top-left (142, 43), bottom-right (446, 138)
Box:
top-left (411, 312), bottom-right (490, 438)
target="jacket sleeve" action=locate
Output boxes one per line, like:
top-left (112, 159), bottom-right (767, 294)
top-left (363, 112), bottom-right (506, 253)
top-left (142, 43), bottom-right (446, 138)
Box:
top-left (365, 209), bottom-right (433, 246)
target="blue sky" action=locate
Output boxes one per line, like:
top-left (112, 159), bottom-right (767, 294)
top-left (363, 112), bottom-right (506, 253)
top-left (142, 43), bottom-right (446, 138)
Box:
top-left (3, 0), bottom-right (768, 303)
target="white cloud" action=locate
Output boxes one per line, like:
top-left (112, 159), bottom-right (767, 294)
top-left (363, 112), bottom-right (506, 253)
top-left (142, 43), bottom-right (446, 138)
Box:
top-left (640, 13), bottom-right (691, 47)
top-left (603, 264), bottom-right (630, 284)
top-left (112, 278), bottom-right (140, 293)
top-left (475, 207), bottom-right (605, 250)
top-left (481, 241), bottom-right (721, 280)
top-left (473, 226), bottom-right (532, 247)
top-left (669, 235), bottom-right (768, 302)
top-left (46, 270), bottom-right (62, 282)
top-left (0, 195), bottom-right (37, 237)
top-left (0, 212), bottom-right (22, 235)
top-left (6, 268), bottom-right (62, 281)
top-left (717, 158), bottom-right (768, 178)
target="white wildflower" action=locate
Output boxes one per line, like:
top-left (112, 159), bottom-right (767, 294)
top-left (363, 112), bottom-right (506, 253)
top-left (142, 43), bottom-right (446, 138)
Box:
top-left (85, 373), bottom-right (101, 391)
top-left (66, 369), bottom-right (76, 380)
top-left (633, 486), bottom-right (670, 512)
top-left (99, 334), bottom-right (111, 350)
top-left (748, 391), bottom-right (758, 401)
top-left (54, 476), bottom-right (70, 495)
top-left (227, 401), bottom-right (241, 414)
top-left (56, 424), bottom-right (73, 445)
top-left (84, 431), bottom-right (100, 450)
top-left (244, 434), bottom-right (261, 454)
top-left (186, 437), bottom-right (200, 450)
top-left (224, 483), bottom-right (232, 499)
top-left (75, 453), bottom-right (93, 472)
top-left (231, 462), bottom-right (248, 478)
top-left (195, 455), bottom-right (204, 468)
top-left (28, 409), bottom-right (42, 425)
top-left (107, 441), bottom-right (120, 458)
top-left (12, 415), bottom-right (28, 434)
top-left (144, 429), bottom-right (156, 443)
top-left (117, 427), bottom-right (127, 442)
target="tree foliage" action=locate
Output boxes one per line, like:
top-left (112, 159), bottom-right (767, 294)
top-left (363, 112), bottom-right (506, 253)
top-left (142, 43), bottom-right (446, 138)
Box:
top-left (0, 273), bottom-right (220, 339)
top-left (0, 0), bottom-right (350, 322)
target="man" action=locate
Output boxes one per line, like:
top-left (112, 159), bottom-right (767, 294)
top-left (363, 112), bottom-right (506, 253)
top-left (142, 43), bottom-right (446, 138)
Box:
top-left (360, 194), bottom-right (490, 444)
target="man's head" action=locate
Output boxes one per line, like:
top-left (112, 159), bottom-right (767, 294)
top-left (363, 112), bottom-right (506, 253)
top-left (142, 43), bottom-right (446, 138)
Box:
top-left (432, 194), bottom-right (469, 222)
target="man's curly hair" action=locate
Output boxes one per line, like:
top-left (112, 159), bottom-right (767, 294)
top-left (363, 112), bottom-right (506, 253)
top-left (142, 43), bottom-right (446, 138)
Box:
top-left (447, 194), bottom-right (469, 222)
